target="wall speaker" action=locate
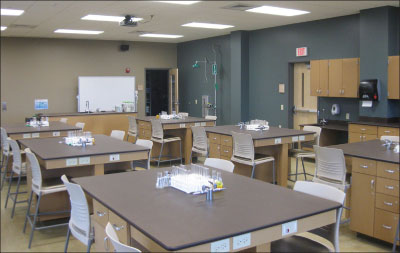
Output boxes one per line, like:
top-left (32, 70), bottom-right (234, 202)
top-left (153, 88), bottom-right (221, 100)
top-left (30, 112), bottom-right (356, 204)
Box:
top-left (120, 44), bottom-right (129, 51)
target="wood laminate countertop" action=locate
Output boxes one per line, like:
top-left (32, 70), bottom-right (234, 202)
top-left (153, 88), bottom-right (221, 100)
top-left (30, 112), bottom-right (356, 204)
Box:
top-left (2, 122), bottom-right (80, 134)
top-left (43, 111), bottom-right (137, 117)
top-left (136, 116), bottom-right (215, 124)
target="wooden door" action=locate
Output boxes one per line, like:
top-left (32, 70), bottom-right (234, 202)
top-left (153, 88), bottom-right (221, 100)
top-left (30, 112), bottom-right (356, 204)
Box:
top-left (342, 58), bottom-right (359, 98)
top-left (350, 172), bottom-right (376, 237)
top-left (328, 59), bottom-right (343, 97)
top-left (388, 56), bottom-right (400, 99)
top-left (168, 68), bottom-right (179, 114)
top-left (319, 60), bottom-right (329, 96)
top-left (293, 63), bottom-right (317, 129)
top-left (310, 60), bottom-right (320, 96)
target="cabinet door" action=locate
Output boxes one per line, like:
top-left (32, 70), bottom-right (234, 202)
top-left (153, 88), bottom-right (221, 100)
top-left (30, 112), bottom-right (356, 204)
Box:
top-left (350, 172), bottom-right (376, 237)
top-left (374, 208), bottom-right (399, 243)
top-left (319, 60), bottom-right (329, 96)
top-left (310, 60), bottom-right (320, 96)
top-left (328, 59), bottom-right (343, 97)
top-left (363, 134), bottom-right (378, 142)
top-left (209, 143), bottom-right (220, 158)
top-left (342, 58), bottom-right (359, 98)
top-left (93, 220), bottom-right (109, 252)
top-left (348, 132), bottom-right (363, 143)
top-left (388, 56), bottom-right (400, 99)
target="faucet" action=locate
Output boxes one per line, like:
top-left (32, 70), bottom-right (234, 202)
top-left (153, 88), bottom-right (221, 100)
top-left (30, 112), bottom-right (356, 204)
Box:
top-left (320, 108), bottom-right (328, 125)
top-left (85, 101), bottom-right (90, 113)
top-left (382, 139), bottom-right (393, 150)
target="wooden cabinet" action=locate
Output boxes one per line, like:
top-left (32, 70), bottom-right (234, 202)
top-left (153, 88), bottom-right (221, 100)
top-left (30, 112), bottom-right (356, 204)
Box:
top-left (342, 58), bottom-right (360, 97)
top-left (388, 55), bottom-right (400, 99)
top-left (378, 127), bottom-right (399, 139)
top-left (207, 133), bottom-right (232, 161)
top-left (310, 60), bottom-right (329, 96)
top-left (328, 59), bottom-right (343, 97)
top-left (137, 120), bottom-right (151, 140)
top-left (374, 208), bottom-right (399, 243)
top-left (348, 124), bottom-right (378, 143)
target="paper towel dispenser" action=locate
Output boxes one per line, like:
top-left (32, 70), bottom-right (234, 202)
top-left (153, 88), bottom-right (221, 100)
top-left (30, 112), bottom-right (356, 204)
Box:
top-left (359, 79), bottom-right (380, 101)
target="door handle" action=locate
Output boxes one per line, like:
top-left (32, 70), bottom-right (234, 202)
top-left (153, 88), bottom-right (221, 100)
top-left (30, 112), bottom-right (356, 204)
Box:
top-left (370, 179), bottom-right (375, 190)
top-left (385, 185), bottom-right (394, 190)
top-left (383, 201), bottom-right (393, 206)
top-left (382, 225), bottom-right (392, 230)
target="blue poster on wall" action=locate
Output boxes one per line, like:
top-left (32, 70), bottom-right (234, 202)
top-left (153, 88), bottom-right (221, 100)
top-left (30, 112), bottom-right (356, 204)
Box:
top-left (34, 99), bottom-right (48, 110)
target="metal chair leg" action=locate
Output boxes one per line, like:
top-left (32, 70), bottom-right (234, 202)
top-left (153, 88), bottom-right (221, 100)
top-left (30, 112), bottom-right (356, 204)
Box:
top-left (301, 157), bottom-right (307, 180)
top-left (295, 157), bottom-right (299, 181)
top-left (158, 142), bottom-right (164, 167)
top-left (23, 190), bottom-right (34, 233)
top-left (11, 173), bottom-right (22, 218)
top-left (179, 140), bottom-right (183, 164)
top-left (1, 155), bottom-right (10, 190)
top-left (5, 170), bottom-right (14, 208)
top-left (190, 150), bottom-right (193, 164)
top-left (64, 227), bottom-right (71, 253)
top-left (251, 164), bottom-right (256, 178)
top-left (28, 193), bottom-right (42, 249)
top-left (393, 220), bottom-right (400, 252)
top-left (86, 239), bottom-right (93, 253)
top-left (272, 160), bottom-right (276, 184)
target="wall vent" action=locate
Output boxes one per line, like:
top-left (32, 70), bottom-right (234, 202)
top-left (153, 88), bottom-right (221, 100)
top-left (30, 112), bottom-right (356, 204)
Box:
top-left (221, 3), bottom-right (254, 11)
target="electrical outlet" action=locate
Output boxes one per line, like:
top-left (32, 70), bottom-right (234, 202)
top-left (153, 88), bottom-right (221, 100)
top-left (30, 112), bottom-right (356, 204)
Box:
top-left (346, 113), bottom-right (350, 120)
top-left (279, 125), bottom-right (282, 128)
top-left (233, 233), bottom-right (251, 250)
top-left (281, 105), bottom-right (284, 110)
top-left (195, 99), bottom-right (198, 104)
top-left (1, 102), bottom-right (6, 111)
top-left (282, 220), bottom-right (298, 236)
top-left (211, 239), bottom-right (230, 252)
top-left (109, 154), bottom-right (120, 161)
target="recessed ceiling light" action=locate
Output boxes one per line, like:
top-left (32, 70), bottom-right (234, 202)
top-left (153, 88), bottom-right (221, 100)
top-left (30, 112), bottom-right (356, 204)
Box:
top-left (246, 5), bottom-right (309, 16)
top-left (1, 26), bottom-right (7, 31)
top-left (158, 1), bottom-right (200, 5)
top-left (182, 22), bottom-right (234, 29)
top-left (140, 33), bottom-right (183, 38)
top-left (54, 29), bottom-right (104, 35)
top-left (82, 14), bottom-right (142, 22)
top-left (1, 8), bottom-right (24, 16)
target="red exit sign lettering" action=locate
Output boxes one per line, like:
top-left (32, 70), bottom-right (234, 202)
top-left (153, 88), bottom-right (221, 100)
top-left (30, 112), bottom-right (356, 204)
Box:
top-left (296, 47), bottom-right (308, 57)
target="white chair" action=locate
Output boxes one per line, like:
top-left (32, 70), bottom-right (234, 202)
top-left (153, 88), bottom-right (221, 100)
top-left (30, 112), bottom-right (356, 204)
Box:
top-left (380, 135), bottom-right (399, 142)
top-left (4, 138), bottom-right (27, 218)
top-left (105, 222), bottom-right (141, 252)
top-left (61, 175), bottom-right (93, 253)
top-left (231, 132), bottom-right (275, 183)
top-left (75, 122), bottom-right (85, 130)
top-left (150, 119), bottom-right (182, 167)
top-left (288, 126), bottom-right (322, 182)
top-left (271, 181), bottom-right (346, 252)
top-left (23, 149), bottom-right (69, 248)
top-left (132, 139), bottom-right (153, 170)
top-left (110, 130), bottom-right (126, 141)
top-left (1, 127), bottom-right (12, 190)
top-left (204, 158), bottom-right (234, 173)
top-left (60, 118), bottom-right (68, 123)
top-left (190, 126), bottom-right (208, 163)
top-left (127, 116), bottom-right (138, 142)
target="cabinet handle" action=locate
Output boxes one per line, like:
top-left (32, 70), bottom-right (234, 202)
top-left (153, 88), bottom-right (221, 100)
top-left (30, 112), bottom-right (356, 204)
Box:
top-left (217, 146), bottom-right (220, 150)
top-left (383, 201), bottom-right (393, 206)
top-left (224, 150), bottom-right (229, 153)
top-left (360, 136), bottom-right (362, 140)
top-left (96, 211), bottom-right (106, 217)
top-left (385, 169), bottom-right (395, 174)
top-left (104, 237), bottom-right (109, 252)
top-left (371, 179), bottom-right (375, 190)
top-left (363, 136), bottom-right (366, 139)
top-left (382, 225), bottom-right (392, 230)
top-left (361, 165), bottom-right (368, 168)
top-left (361, 128), bottom-right (366, 131)
top-left (384, 130), bottom-right (391, 133)
top-left (223, 139), bottom-right (229, 142)
top-left (213, 137), bottom-right (217, 140)
top-left (112, 224), bottom-right (125, 231)
top-left (385, 185), bottom-right (394, 190)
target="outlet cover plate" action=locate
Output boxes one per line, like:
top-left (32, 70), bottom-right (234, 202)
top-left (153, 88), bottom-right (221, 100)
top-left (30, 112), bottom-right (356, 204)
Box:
top-left (233, 233), bottom-right (251, 250)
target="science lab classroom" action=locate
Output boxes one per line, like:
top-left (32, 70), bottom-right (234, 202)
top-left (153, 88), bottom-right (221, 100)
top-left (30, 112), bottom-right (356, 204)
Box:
top-left (1, 1), bottom-right (399, 252)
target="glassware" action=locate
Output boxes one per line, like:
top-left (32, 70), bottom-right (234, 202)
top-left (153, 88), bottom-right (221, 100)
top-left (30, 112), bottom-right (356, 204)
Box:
top-left (164, 171), bottom-right (170, 187)
top-left (212, 170), bottom-right (217, 181)
top-left (217, 172), bottom-right (222, 182)
top-left (156, 172), bottom-right (163, 189)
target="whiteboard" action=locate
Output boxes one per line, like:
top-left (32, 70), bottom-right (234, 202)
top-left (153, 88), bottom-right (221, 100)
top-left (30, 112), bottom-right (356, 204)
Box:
top-left (78, 76), bottom-right (135, 112)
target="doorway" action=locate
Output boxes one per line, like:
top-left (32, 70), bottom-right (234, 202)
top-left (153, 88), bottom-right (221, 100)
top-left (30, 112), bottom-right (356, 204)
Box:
top-left (292, 62), bottom-right (317, 129)
top-left (145, 69), bottom-right (169, 116)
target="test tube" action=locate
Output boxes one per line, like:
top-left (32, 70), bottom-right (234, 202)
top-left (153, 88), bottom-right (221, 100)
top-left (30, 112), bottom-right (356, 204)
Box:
top-left (156, 172), bottom-right (163, 189)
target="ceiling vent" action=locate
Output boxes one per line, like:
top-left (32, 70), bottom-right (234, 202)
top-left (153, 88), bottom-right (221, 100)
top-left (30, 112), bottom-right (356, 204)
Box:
top-left (221, 3), bottom-right (254, 11)
top-left (9, 24), bottom-right (37, 29)
top-left (128, 30), bottom-right (151, 35)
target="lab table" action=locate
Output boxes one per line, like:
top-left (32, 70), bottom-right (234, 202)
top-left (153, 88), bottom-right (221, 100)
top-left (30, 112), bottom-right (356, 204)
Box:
top-left (73, 167), bottom-right (340, 252)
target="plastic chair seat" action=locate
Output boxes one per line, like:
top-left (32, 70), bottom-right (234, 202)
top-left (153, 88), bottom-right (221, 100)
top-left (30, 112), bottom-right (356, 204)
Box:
top-left (231, 153), bottom-right (274, 166)
top-left (192, 146), bottom-right (208, 156)
top-left (290, 149), bottom-right (316, 159)
top-left (12, 162), bottom-right (27, 175)
top-left (34, 180), bottom-right (67, 195)
top-left (151, 135), bottom-right (181, 143)
top-left (271, 235), bottom-right (331, 252)
top-left (313, 177), bottom-right (349, 192)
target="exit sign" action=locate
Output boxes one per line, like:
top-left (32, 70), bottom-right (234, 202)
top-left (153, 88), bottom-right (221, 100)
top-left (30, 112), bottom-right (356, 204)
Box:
top-left (296, 47), bottom-right (308, 57)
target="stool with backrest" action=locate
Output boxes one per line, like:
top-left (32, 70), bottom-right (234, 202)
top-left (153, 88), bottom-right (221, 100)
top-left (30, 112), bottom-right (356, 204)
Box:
top-left (1, 127), bottom-right (12, 190)
top-left (150, 119), bottom-right (182, 167)
top-left (131, 139), bottom-right (153, 170)
top-left (4, 138), bottom-right (27, 218)
top-left (190, 126), bottom-right (208, 163)
top-left (127, 116), bottom-right (138, 142)
top-left (105, 222), bottom-right (141, 252)
top-left (61, 175), bottom-right (93, 253)
top-left (231, 131), bottom-right (275, 183)
top-left (288, 126), bottom-right (321, 182)
top-left (75, 122), bottom-right (85, 130)
top-left (204, 158), bottom-right (234, 173)
top-left (23, 149), bottom-right (69, 248)
top-left (271, 181), bottom-right (346, 252)
top-left (110, 130), bottom-right (126, 141)
top-left (60, 118), bottom-right (68, 123)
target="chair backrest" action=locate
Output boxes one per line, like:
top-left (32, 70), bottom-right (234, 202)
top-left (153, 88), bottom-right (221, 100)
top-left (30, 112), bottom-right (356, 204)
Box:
top-left (8, 138), bottom-right (22, 170)
top-left (105, 223), bottom-right (141, 252)
top-left (0, 127), bottom-right (10, 153)
top-left (204, 158), bottom-right (234, 173)
top-left (60, 118), bottom-right (68, 123)
top-left (75, 122), bottom-right (85, 130)
top-left (135, 139), bottom-right (153, 169)
top-left (150, 119), bottom-right (163, 139)
top-left (293, 181), bottom-right (345, 252)
top-left (205, 115), bottom-right (217, 120)
top-left (110, 130), bottom-right (126, 141)
top-left (25, 148), bottom-right (42, 192)
top-left (128, 116), bottom-right (137, 134)
top-left (380, 135), bottom-right (399, 142)
top-left (61, 175), bottom-right (91, 246)
top-left (231, 131), bottom-right (255, 161)
top-left (191, 126), bottom-right (208, 151)
top-left (313, 145), bottom-right (346, 187)
top-left (303, 126), bottom-right (322, 146)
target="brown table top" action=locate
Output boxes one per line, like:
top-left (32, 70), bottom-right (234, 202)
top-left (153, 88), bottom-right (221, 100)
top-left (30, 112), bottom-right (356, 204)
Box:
top-left (18, 134), bottom-right (149, 160)
top-left (2, 122), bottom-right (80, 134)
top-left (136, 116), bottom-right (215, 124)
top-left (205, 125), bottom-right (315, 140)
top-left (329, 140), bottom-right (400, 164)
top-left (300, 122), bottom-right (348, 132)
top-left (43, 111), bottom-right (137, 117)
top-left (73, 168), bottom-right (340, 251)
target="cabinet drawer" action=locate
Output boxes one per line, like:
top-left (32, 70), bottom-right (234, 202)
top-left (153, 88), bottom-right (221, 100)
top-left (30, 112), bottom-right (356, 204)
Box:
top-left (220, 155), bottom-right (231, 161)
top-left (93, 199), bottom-right (109, 227)
top-left (220, 145), bottom-right (232, 158)
top-left (220, 135), bottom-right (232, 147)
top-left (209, 143), bottom-right (220, 158)
top-left (376, 193), bottom-right (399, 213)
top-left (376, 177), bottom-right (399, 197)
top-left (377, 162), bottom-right (400, 180)
top-left (363, 134), bottom-right (377, 141)
top-left (209, 133), bottom-right (221, 144)
top-left (349, 124), bottom-right (377, 135)
top-left (138, 121), bottom-right (151, 130)
top-left (109, 211), bottom-right (129, 245)
top-left (93, 218), bottom-right (109, 252)
top-left (352, 157), bottom-right (377, 176)
top-left (374, 208), bottom-right (399, 243)
top-left (378, 127), bottom-right (399, 138)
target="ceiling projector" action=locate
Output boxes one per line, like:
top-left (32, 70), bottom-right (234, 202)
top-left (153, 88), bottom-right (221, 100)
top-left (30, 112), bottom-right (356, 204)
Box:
top-left (119, 15), bottom-right (138, 27)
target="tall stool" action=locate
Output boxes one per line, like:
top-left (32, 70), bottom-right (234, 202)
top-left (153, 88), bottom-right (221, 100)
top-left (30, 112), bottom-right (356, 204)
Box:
top-left (1, 127), bottom-right (12, 190)
top-left (127, 116), bottom-right (138, 142)
top-left (190, 126), bottom-right (208, 163)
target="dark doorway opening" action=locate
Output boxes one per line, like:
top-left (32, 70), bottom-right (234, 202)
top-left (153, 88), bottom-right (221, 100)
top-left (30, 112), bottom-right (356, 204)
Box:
top-left (145, 69), bottom-right (169, 116)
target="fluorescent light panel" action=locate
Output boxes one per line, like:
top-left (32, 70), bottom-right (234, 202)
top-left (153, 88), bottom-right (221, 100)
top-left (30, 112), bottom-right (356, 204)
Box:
top-left (158, 1), bottom-right (200, 5)
top-left (82, 14), bottom-right (142, 22)
top-left (1, 26), bottom-right (7, 31)
top-left (182, 22), bottom-right (234, 29)
top-left (140, 33), bottom-right (183, 38)
top-left (54, 29), bottom-right (103, 35)
top-left (246, 5), bottom-right (309, 16)
top-left (1, 8), bottom-right (24, 16)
